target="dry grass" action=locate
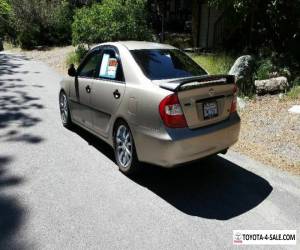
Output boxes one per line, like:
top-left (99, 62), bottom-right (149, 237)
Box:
top-left (192, 53), bottom-right (235, 74)
top-left (12, 45), bottom-right (75, 75)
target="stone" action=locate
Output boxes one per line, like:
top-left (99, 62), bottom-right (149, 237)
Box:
top-left (237, 97), bottom-right (246, 110)
top-left (288, 105), bottom-right (300, 114)
top-left (255, 77), bottom-right (289, 95)
top-left (229, 55), bottom-right (255, 95)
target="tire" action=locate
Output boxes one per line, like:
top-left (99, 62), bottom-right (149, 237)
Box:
top-left (59, 91), bottom-right (72, 128)
top-left (113, 121), bottom-right (139, 175)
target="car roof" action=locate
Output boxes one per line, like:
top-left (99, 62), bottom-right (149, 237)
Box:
top-left (94, 41), bottom-right (177, 51)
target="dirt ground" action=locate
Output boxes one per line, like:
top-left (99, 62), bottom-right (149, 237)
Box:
top-left (232, 96), bottom-right (300, 175)
top-left (9, 45), bottom-right (74, 75)
top-left (7, 46), bottom-right (300, 176)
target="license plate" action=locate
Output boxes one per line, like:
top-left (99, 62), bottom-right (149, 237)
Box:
top-left (203, 102), bottom-right (218, 119)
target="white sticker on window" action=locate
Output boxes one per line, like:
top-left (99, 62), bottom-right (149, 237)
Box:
top-left (99, 54), bottom-right (118, 79)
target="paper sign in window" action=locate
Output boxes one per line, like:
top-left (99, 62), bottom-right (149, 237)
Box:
top-left (99, 54), bottom-right (118, 79)
top-left (107, 58), bottom-right (118, 79)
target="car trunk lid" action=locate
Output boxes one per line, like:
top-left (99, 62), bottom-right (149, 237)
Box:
top-left (158, 75), bottom-right (236, 129)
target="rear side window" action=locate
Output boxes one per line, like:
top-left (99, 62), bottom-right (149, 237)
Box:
top-left (98, 49), bottom-right (124, 82)
top-left (131, 49), bottom-right (207, 80)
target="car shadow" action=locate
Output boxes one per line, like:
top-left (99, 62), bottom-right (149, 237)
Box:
top-left (69, 124), bottom-right (115, 161)
top-left (70, 124), bottom-right (273, 220)
top-left (130, 157), bottom-right (273, 220)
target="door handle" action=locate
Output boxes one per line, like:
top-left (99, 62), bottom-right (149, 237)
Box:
top-left (86, 85), bottom-right (91, 93)
top-left (113, 89), bottom-right (121, 99)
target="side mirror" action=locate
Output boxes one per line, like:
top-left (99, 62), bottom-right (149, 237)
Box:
top-left (68, 64), bottom-right (77, 77)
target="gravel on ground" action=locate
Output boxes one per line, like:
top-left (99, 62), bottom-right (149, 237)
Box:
top-left (232, 95), bottom-right (300, 175)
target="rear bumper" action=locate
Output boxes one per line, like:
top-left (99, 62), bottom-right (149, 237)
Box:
top-left (132, 113), bottom-right (241, 167)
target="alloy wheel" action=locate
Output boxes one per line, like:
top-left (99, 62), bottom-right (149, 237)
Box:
top-left (116, 125), bottom-right (133, 168)
top-left (59, 92), bottom-right (68, 124)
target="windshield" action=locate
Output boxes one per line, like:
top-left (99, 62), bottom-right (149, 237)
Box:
top-left (131, 49), bottom-right (207, 80)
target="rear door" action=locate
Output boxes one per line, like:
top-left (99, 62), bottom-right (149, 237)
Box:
top-left (69, 50), bottom-right (101, 129)
top-left (90, 47), bottom-right (126, 137)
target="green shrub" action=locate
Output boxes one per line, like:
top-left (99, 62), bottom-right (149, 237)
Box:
top-left (72, 0), bottom-right (153, 45)
top-left (9, 0), bottom-right (73, 49)
top-left (287, 86), bottom-right (300, 100)
top-left (49, 1), bottom-right (73, 45)
top-left (66, 44), bottom-right (88, 66)
top-left (255, 59), bottom-right (274, 80)
top-left (66, 51), bottom-right (79, 67)
top-left (0, 0), bottom-right (11, 38)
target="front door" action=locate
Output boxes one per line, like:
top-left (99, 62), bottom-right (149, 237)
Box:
top-left (90, 47), bottom-right (126, 137)
top-left (69, 50), bottom-right (101, 129)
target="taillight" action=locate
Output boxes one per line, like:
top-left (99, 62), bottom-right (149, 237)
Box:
top-left (230, 84), bottom-right (238, 113)
top-left (159, 94), bottom-right (187, 128)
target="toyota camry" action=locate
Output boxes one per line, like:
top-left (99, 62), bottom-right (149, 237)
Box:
top-left (59, 41), bottom-right (240, 174)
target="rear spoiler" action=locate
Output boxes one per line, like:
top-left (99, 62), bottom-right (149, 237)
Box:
top-left (159, 75), bottom-right (235, 92)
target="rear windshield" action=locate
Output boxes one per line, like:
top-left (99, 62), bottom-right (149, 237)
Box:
top-left (131, 49), bottom-right (207, 80)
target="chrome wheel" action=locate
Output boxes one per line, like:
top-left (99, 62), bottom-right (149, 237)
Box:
top-left (59, 92), bottom-right (68, 124)
top-left (116, 125), bottom-right (133, 169)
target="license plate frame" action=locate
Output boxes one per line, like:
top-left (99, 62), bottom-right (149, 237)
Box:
top-left (203, 101), bottom-right (218, 120)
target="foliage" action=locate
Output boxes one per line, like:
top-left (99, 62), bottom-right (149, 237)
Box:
top-left (0, 0), bottom-right (11, 38)
top-left (192, 53), bottom-right (235, 75)
top-left (208, 0), bottom-right (300, 60)
top-left (287, 77), bottom-right (300, 100)
top-left (0, 0), bottom-right (10, 15)
top-left (66, 51), bottom-right (79, 66)
top-left (8, 0), bottom-right (73, 49)
top-left (66, 44), bottom-right (88, 66)
top-left (286, 86), bottom-right (300, 100)
top-left (291, 77), bottom-right (300, 88)
top-left (72, 0), bottom-right (153, 45)
top-left (255, 59), bottom-right (274, 80)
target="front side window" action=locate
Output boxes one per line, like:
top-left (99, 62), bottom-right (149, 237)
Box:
top-left (98, 49), bottom-right (124, 82)
top-left (131, 49), bottom-right (207, 80)
top-left (78, 52), bottom-right (100, 78)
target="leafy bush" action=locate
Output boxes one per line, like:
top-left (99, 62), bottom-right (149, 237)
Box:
top-left (66, 44), bottom-right (88, 66)
top-left (285, 77), bottom-right (300, 100)
top-left (66, 51), bottom-right (79, 67)
top-left (287, 86), bottom-right (300, 100)
top-left (255, 57), bottom-right (294, 81)
top-left (72, 0), bottom-right (153, 45)
top-left (9, 0), bottom-right (73, 49)
top-left (208, 0), bottom-right (300, 60)
top-left (0, 0), bottom-right (11, 38)
top-left (192, 53), bottom-right (235, 74)
top-left (291, 77), bottom-right (300, 88)
top-left (255, 59), bottom-right (274, 80)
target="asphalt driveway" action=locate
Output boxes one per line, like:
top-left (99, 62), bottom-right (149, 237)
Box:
top-left (0, 52), bottom-right (299, 249)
